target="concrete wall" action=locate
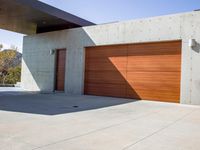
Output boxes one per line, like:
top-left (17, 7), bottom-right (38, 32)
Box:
top-left (21, 11), bottom-right (200, 105)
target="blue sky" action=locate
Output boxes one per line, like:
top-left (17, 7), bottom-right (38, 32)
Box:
top-left (0, 0), bottom-right (199, 52)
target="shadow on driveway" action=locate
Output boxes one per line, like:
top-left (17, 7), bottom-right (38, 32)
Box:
top-left (0, 90), bottom-right (135, 115)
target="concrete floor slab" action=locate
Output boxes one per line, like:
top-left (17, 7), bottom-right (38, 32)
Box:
top-left (127, 111), bottom-right (200, 150)
top-left (0, 135), bottom-right (37, 150)
top-left (0, 93), bottom-right (199, 150)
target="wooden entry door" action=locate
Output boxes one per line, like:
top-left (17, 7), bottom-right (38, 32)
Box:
top-left (55, 49), bottom-right (66, 91)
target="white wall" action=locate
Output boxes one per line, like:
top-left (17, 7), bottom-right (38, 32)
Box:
top-left (21, 11), bottom-right (200, 105)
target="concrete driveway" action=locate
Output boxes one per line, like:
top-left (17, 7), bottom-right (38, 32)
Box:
top-left (0, 92), bottom-right (200, 150)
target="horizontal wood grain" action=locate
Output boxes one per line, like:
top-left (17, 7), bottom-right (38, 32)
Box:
top-left (85, 57), bottom-right (127, 71)
top-left (85, 71), bottom-right (126, 84)
top-left (86, 45), bottom-right (127, 58)
top-left (85, 83), bottom-right (127, 98)
top-left (127, 55), bottom-right (181, 72)
top-left (84, 41), bottom-right (181, 103)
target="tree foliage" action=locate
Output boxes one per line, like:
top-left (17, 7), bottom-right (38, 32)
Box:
top-left (0, 50), bottom-right (16, 70)
top-left (0, 49), bottom-right (21, 85)
top-left (3, 66), bottom-right (21, 84)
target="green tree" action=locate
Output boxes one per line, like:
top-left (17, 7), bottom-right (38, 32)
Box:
top-left (0, 50), bottom-right (17, 84)
top-left (4, 66), bottom-right (21, 84)
top-left (0, 50), bottom-right (16, 69)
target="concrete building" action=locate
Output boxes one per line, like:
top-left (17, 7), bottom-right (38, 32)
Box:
top-left (1, 0), bottom-right (200, 105)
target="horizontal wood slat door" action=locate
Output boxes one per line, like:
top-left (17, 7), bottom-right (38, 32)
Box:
top-left (85, 46), bottom-right (127, 98)
top-left (55, 49), bottom-right (66, 91)
top-left (84, 41), bottom-right (181, 103)
top-left (127, 41), bottom-right (181, 102)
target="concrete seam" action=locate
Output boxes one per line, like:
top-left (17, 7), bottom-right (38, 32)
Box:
top-left (31, 109), bottom-right (162, 150)
top-left (121, 109), bottom-right (197, 150)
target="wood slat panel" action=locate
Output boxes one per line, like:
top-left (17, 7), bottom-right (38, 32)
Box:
top-left (85, 71), bottom-right (127, 84)
top-left (128, 41), bottom-right (181, 56)
top-left (85, 45), bottom-right (127, 97)
top-left (127, 41), bottom-right (181, 102)
top-left (86, 45), bottom-right (127, 58)
top-left (84, 40), bottom-right (181, 103)
top-left (127, 88), bottom-right (180, 102)
top-left (85, 83), bottom-right (127, 98)
top-left (127, 55), bottom-right (181, 72)
top-left (127, 72), bottom-right (181, 84)
top-left (85, 57), bottom-right (127, 71)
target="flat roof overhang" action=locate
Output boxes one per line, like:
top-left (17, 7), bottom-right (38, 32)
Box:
top-left (0, 0), bottom-right (95, 35)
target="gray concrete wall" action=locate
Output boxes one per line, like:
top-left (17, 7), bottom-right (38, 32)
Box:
top-left (21, 11), bottom-right (200, 105)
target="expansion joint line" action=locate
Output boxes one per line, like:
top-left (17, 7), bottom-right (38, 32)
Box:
top-left (122, 109), bottom-right (197, 150)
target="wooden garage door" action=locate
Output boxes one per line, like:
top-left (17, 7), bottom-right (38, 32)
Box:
top-left (84, 41), bottom-right (181, 103)
top-left (55, 49), bottom-right (66, 91)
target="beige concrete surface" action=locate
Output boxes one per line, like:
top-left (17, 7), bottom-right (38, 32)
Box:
top-left (0, 93), bottom-right (200, 150)
top-left (22, 11), bottom-right (200, 105)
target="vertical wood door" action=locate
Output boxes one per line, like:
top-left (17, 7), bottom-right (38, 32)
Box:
top-left (84, 41), bottom-right (181, 103)
top-left (55, 49), bottom-right (66, 91)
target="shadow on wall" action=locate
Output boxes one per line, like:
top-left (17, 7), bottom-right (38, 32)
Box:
top-left (22, 28), bottom-right (96, 92)
top-left (192, 41), bottom-right (200, 53)
top-left (22, 29), bottom-right (181, 103)
top-left (84, 45), bottom-right (141, 99)
top-left (84, 41), bottom-right (181, 102)
top-left (3, 30), bottom-right (182, 115)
